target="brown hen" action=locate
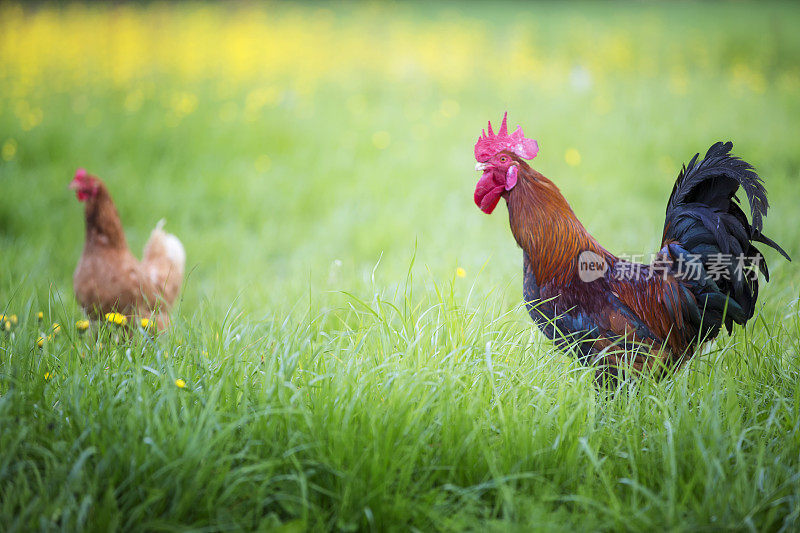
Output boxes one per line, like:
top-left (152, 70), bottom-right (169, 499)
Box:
top-left (71, 169), bottom-right (185, 331)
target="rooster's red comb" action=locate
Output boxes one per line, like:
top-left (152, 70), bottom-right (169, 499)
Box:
top-left (474, 112), bottom-right (539, 162)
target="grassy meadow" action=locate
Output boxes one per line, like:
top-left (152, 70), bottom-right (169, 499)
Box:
top-left (2, 1), bottom-right (800, 530)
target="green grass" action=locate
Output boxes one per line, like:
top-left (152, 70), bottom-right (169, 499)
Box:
top-left (2, 2), bottom-right (800, 530)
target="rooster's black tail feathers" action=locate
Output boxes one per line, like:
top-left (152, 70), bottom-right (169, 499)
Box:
top-left (661, 142), bottom-right (789, 335)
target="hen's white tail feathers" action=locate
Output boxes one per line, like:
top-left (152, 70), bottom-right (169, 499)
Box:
top-left (142, 219), bottom-right (185, 307)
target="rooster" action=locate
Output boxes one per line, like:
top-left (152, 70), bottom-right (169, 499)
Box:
top-left (473, 114), bottom-right (790, 382)
top-left (70, 168), bottom-right (185, 331)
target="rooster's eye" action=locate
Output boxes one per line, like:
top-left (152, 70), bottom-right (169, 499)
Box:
top-left (500, 156), bottom-right (508, 162)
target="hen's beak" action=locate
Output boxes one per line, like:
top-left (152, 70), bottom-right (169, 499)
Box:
top-left (68, 179), bottom-right (80, 191)
top-left (475, 162), bottom-right (487, 172)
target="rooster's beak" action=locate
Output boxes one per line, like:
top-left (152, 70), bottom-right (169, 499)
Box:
top-left (475, 162), bottom-right (487, 172)
top-left (68, 179), bottom-right (80, 191)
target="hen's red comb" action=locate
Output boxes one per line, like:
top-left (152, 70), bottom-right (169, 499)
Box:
top-left (474, 112), bottom-right (539, 162)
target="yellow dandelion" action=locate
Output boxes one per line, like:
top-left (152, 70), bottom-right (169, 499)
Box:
top-left (175, 378), bottom-right (186, 389)
top-left (565, 148), bottom-right (581, 167)
top-left (3, 321), bottom-right (10, 332)
top-left (76, 320), bottom-right (90, 332)
top-left (52, 323), bottom-right (61, 335)
top-left (456, 267), bottom-right (466, 278)
top-left (105, 312), bottom-right (128, 326)
top-left (140, 318), bottom-right (150, 329)
top-left (1, 139), bottom-right (17, 162)
top-left (37, 311), bottom-right (44, 322)
top-left (44, 372), bottom-right (52, 381)
top-left (9, 314), bottom-right (18, 325)
top-left (36, 336), bottom-right (45, 348)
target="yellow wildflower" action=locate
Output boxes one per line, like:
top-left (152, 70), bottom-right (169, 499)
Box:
top-left (1, 139), bottom-right (17, 161)
top-left (140, 318), bottom-right (150, 329)
top-left (3, 321), bottom-right (10, 332)
top-left (36, 336), bottom-right (45, 348)
top-left (175, 378), bottom-right (186, 388)
top-left (0, 313), bottom-right (14, 326)
top-left (105, 312), bottom-right (128, 326)
top-left (456, 267), bottom-right (466, 278)
top-left (37, 311), bottom-right (44, 322)
top-left (44, 372), bottom-right (52, 381)
top-left (52, 323), bottom-right (61, 335)
top-left (76, 320), bottom-right (90, 332)
top-left (565, 148), bottom-right (582, 167)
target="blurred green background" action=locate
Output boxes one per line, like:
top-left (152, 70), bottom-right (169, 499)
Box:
top-left (2, 3), bottom-right (800, 530)
top-left (1, 2), bottom-right (798, 316)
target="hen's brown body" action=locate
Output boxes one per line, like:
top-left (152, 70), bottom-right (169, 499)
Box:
top-left (72, 171), bottom-right (185, 330)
